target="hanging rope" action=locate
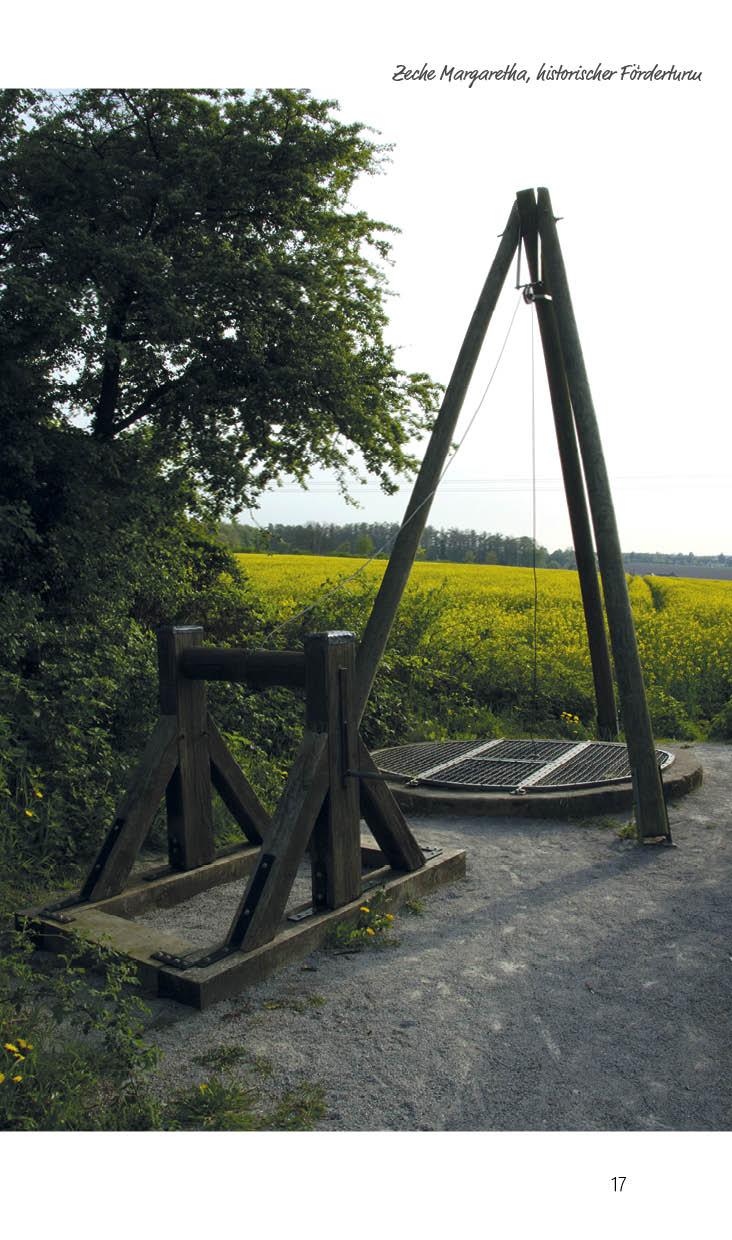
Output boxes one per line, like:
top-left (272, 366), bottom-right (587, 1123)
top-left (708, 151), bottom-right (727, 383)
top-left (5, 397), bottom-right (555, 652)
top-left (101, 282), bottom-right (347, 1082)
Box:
top-left (529, 303), bottom-right (540, 756)
top-left (250, 290), bottom-right (526, 649)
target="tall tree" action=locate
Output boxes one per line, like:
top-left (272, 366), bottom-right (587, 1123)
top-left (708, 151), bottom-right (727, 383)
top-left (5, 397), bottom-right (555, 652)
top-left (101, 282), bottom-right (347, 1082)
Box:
top-left (0, 88), bottom-right (440, 868)
top-left (0, 88), bottom-right (438, 511)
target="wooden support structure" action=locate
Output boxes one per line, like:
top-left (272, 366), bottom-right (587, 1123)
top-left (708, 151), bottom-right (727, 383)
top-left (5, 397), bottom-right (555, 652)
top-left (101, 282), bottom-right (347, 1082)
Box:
top-left (306, 633), bottom-right (362, 911)
top-left (535, 187), bottom-right (670, 841)
top-left (157, 626), bottom-right (216, 870)
top-left (515, 189), bottom-right (618, 740)
top-left (354, 188), bottom-right (668, 843)
top-left (19, 186), bottom-right (671, 1012)
top-left (23, 626), bottom-right (464, 1007)
top-left (354, 203), bottom-right (521, 721)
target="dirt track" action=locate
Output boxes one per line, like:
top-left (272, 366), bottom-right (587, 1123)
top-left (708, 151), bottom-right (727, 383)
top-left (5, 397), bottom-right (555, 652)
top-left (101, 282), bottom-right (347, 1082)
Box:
top-left (143, 742), bottom-right (731, 1131)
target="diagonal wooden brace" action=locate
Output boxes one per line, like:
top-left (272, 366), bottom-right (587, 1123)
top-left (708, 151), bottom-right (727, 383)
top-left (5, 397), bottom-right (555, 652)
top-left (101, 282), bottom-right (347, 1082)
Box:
top-left (80, 714), bottom-right (179, 902)
top-left (208, 713), bottom-right (270, 846)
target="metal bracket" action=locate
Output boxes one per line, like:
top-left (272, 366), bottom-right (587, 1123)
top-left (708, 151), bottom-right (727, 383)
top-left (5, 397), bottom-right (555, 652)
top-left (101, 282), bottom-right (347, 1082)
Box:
top-left (227, 852), bottom-right (275, 947)
top-left (286, 847), bottom-right (443, 924)
top-left (152, 942), bottom-right (236, 972)
top-left (287, 907), bottom-right (315, 924)
top-left (522, 282), bottom-right (552, 304)
top-left (79, 817), bottom-right (125, 900)
top-left (346, 768), bottom-right (398, 783)
top-left (38, 895), bottom-right (84, 918)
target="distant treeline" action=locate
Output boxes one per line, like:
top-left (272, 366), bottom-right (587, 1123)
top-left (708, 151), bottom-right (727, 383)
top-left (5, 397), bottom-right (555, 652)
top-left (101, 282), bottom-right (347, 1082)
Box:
top-left (220, 521), bottom-right (732, 574)
top-left (220, 521), bottom-right (568, 567)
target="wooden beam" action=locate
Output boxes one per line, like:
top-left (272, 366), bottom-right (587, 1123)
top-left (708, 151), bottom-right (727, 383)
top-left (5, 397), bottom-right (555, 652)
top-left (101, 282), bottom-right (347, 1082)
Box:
top-left (224, 730), bottom-right (330, 951)
top-left (357, 738), bottom-right (425, 871)
top-left (180, 647), bottom-right (306, 688)
top-left (515, 188), bottom-right (618, 740)
top-left (80, 714), bottom-right (179, 901)
top-left (161, 848), bottom-right (467, 1008)
top-left (305, 633), bottom-right (362, 910)
top-left (157, 626), bottom-right (216, 869)
top-left (354, 203), bottom-right (520, 722)
top-left (208, 714), bottom-right (270, 845)
top-left (26, 848), bottom-right (466, 1009)
top-left (536, 188), bottom-right (670, 841)
top-left (86, 844), bottom-right (260, 918)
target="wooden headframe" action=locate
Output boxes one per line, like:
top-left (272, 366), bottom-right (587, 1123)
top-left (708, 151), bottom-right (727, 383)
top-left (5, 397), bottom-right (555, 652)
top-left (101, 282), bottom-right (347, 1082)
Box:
top-left (20, 185), bottom-right (672, 1012)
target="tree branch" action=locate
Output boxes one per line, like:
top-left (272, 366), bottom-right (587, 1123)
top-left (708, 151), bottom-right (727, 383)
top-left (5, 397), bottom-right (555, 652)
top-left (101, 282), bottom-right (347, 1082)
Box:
top-left (91, 284), bottom-right (136, 438)
top-left (106, 369), bottom-right (198, 436)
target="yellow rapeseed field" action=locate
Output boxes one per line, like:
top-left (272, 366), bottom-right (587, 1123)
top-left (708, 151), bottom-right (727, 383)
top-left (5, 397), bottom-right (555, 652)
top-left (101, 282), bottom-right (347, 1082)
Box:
top-left (236, 553), bottom-right (732, 738)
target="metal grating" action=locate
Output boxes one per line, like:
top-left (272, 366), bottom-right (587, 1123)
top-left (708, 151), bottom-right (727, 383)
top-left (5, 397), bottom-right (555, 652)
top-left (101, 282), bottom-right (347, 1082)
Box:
top-left (374, 738), bottom-right (674, 793)
top-left (531, 742), bottom-right (669, 789)
top-left (484, 739), bottom-right (575, 762)
top-left (429, 757), bottom-right (544, 790)
top-left (375, 739), bottom-right (486, 780)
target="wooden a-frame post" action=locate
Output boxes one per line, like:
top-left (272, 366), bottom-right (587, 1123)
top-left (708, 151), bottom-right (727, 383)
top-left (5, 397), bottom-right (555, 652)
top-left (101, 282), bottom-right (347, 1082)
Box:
top-left (515, 190), bottom-right (618, 740)
top-left (30, 625), bottom-right (463, 1007)
top-left (535, 187), bottom-right (670, 840)
top-left (224, 631), bottom-right (427, 955)
top-left (354, 188), bottom-right (669, 842)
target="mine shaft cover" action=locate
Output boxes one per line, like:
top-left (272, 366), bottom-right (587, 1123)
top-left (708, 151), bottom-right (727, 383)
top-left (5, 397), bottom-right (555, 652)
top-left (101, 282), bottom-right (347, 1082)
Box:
top-left (374, 738), bottom-right (674, 794)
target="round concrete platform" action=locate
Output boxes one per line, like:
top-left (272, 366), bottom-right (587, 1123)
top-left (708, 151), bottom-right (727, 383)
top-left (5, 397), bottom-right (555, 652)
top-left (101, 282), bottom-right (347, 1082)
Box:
top-left (372, 743), bottom-right (703, 818)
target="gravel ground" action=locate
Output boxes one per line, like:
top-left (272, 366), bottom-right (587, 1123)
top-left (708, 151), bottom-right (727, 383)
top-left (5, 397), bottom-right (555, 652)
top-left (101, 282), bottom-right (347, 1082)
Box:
top-left (140, 742), bottom-right (731, 1131)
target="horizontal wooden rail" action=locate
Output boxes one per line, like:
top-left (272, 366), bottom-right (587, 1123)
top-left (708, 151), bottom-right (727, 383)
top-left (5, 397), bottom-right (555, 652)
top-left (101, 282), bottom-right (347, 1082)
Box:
top-left (179, 647), bottom-right (306, 688)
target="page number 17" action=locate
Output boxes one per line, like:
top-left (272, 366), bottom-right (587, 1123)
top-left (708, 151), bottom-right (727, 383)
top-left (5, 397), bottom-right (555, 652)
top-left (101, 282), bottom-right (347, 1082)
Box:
top-left (611, 1177), bottom-right (627, 1192)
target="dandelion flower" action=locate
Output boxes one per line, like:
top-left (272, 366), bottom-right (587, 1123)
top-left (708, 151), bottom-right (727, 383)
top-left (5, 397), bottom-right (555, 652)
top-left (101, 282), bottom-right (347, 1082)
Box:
top-left (0, 1073), bottom-right (5, 1085)
top-left (385, 914), bottom-right (394, 921)
top-left (24, 809), bottom-right (34, 818)
top-left (12, 1075), bottom-right (22, 1084)
top-left (3, 1044), bottom-right (18, 1054)
top-left (359, 906), bottom-right (370, 914)
top-left (17, 1039), bottom-right (32, 1051)
top-left (366, 927), bottom-right (375, 936)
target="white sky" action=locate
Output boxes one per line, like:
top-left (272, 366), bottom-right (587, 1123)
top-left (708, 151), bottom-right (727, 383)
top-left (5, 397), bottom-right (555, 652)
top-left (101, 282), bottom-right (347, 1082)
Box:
top-left (5, 0), bottom-right (731, 1226)
top-left (8, 2), bottom-right (731, 554)
top-left (255, 31), bottom-right (730, 556)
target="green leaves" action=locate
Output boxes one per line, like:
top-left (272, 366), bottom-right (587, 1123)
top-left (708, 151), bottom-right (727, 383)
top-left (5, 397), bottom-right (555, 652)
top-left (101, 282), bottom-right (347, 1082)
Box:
top-left (0, 87), bottom-right (440, 881)
top-left (1, 88), bottom-right (439, 509)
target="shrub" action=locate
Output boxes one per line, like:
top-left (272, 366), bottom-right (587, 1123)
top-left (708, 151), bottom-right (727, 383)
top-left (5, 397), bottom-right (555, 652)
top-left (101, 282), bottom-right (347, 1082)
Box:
top-left (0, 928), bottom-right (160, 1131)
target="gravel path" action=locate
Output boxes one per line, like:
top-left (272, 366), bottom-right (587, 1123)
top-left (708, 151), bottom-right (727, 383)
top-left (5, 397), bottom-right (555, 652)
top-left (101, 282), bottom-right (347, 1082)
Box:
top-left (141, 742), bottom-right (731, 1130)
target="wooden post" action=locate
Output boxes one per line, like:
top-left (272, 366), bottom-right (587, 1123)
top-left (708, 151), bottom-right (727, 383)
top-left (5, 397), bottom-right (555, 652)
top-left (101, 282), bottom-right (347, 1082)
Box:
top-left (535, 188), bottom-right (670, 841)
top-left (515, 188), bottom-right (618, 740)
top-left (157, 626), bottom-right (217, 868)
top-left (305, 632), bottom-right (362, 910)
top-left (354, 204), bottom-right (520, 721)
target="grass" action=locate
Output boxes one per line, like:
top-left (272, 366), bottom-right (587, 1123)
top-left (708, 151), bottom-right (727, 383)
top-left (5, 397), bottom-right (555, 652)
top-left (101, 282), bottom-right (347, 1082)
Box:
top-left (0, 926), bottom-right (327, 1132)
top-left (166, 1077), bottom-right (326, 1131)
top-left (193, 1045), bottom-right (274, 1074)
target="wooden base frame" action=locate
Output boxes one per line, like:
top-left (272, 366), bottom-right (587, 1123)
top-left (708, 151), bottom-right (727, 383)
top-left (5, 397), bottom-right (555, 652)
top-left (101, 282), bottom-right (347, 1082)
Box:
top-left (17, 627), bottom-right (466, 1008)
top-left (19, 843), bottom-right (465, 1010)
